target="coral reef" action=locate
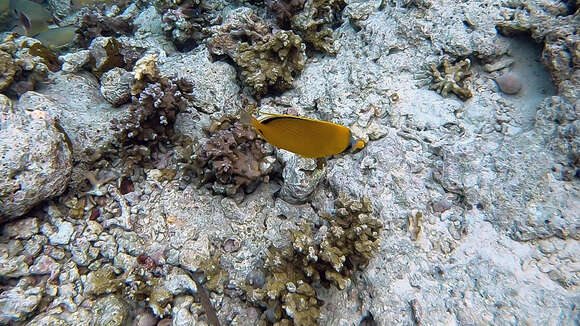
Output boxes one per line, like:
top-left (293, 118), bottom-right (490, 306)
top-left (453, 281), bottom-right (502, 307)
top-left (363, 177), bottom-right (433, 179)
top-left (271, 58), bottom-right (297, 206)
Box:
top-left (0, 35), bottom-right (59, 97)
top-left (290, 0), bottom-right (346, 54)
top-left (111, 53), bottom-right (194, 143)
top-left (207, 8), bottom-right (306, 97)
top-left (0, 0), bottom-right (578, 325)
top-left (76, 5), bottom-right (134, 48)
top-left (429, 58), bottom-right (473, 100)
top-left (192, 117), bottom-right (278, 196)
top-left (247, 194), bottom-right (382, 325)
top-left (160, 0), bottom-right (223, 51)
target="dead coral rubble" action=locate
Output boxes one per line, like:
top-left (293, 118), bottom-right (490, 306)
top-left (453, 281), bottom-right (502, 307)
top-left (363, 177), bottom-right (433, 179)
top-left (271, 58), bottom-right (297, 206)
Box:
top-left (207, 8), bottom-right (306, 97)
top-left (247, 194), bottom-right (382, 325)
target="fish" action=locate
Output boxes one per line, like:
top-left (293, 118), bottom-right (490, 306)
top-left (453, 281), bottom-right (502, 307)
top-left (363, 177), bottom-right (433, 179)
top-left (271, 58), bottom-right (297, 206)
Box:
top-left (10, 0), bottom-right (51, 36)
top-left (242, 109), bottom-right (365, 158)
top-left (34, 26), bottom-right (77, 50)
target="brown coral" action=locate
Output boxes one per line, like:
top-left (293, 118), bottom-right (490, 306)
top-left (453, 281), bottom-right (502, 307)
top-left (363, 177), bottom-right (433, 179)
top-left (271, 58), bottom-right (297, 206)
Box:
top-left (161, 0), bottom-right (222, 51)
top-left (76, 6), bottom-right (133, 49)
top-left (268, 0), bottom-right (306, 29)
top-left (247, 194), bottom-right (383, 325)
top-left (193, 118), bottom-right (277, 196)
top-left (429, 58), bottom-right (473, 100)
top-left (290, 0), bottom-right (346, 54)
top-left (206, 9), bottom-right (306, 97)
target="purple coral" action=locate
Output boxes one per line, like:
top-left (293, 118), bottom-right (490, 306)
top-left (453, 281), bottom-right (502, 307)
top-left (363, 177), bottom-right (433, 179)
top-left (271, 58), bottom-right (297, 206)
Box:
top-left (112, 76), bottom-right (193, 143)
top-left (195, 121), bottom-right (278, 196)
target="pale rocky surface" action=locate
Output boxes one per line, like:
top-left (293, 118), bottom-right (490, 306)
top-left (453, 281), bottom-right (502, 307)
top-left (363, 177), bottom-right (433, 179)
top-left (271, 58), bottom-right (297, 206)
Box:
top-left (0, 94), bottom-right (73, 220)
top-left (0, 0), bottom-right (578, 325)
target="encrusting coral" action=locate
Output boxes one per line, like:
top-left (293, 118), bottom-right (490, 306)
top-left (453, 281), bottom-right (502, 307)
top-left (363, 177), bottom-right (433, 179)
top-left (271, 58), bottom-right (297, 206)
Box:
top-left (246, 194), bottom-right (383, 325)
top-left (429, 58), bottom-right (473, 100)
top-left (206, 8), bottom-right (306, 97)
top-left (192, 117), bottom-right (278, 196)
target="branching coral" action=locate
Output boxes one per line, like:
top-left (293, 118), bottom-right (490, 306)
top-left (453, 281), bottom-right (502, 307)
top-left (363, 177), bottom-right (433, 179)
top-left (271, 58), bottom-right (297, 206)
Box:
top-left (264, 0), bottom-right (345, 54)
top-left (267, 0), bottom-right (306, 29)
top-left (193, 117), bottom-right (278, 196)
top-left (290, 0), bottom-right (346, 54)
top-left (111, 54), bottom-right (194, 143)
top-left (76, 6), bottom-right (133, 49)
top-left (161, 0), bottom-right (222, 51)
top-left (206, 9), bottom-right (306, 97)
top-left (247, 194), bottom-right (383, 325)
top-left (429, 58), bottom-right (473, 100)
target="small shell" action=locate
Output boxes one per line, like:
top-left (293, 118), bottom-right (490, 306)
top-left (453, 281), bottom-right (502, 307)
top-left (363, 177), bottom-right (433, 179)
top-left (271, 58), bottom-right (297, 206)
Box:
top-left (494, 73), bottom-right (522, 95)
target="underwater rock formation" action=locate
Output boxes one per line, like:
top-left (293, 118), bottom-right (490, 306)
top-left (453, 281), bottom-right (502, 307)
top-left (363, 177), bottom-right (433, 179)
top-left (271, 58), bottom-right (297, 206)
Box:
top-left (32, 71), bottom-right (132, 165)
top-left (0, 93), bottom-right (72, 220)
top-left (496, 0), bottom-right (579, 101)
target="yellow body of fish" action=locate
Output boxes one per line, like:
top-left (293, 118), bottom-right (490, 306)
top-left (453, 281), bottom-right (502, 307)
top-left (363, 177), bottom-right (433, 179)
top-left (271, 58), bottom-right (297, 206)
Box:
top-left (245, 111), bottom-right (365, 158)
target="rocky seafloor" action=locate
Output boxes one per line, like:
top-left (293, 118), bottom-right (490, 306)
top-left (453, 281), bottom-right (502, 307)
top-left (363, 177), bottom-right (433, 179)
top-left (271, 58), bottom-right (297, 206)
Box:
top-left (0, 0), bottom-right (579, 325)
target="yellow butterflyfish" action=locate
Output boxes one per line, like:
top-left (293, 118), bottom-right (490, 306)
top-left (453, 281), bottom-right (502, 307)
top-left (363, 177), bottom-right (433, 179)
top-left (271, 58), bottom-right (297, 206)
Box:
top-left (242, 109), bottom-right (365, 158)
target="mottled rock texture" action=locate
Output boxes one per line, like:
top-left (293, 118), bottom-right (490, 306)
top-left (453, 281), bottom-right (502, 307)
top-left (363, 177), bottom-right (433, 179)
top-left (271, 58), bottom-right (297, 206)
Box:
top-left (0, 0), bottom-right (577, 325)
top-left (0, 94), bottom-right (72, 220)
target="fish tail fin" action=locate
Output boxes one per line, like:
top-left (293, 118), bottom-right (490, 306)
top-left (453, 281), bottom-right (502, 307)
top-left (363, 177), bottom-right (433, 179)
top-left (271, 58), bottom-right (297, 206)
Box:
top-left (354, 139), bottom-right (365, 150)
top-left (346, 136), bottom-right (365, 154)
